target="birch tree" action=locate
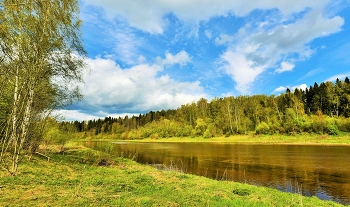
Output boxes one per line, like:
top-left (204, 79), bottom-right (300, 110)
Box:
top-left (0, 0), bottom-right (86, 174)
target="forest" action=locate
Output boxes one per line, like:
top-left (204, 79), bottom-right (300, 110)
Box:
top-left (60, 77), bottom-right (350, 139)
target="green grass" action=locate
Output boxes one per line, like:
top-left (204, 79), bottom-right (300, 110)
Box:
top-left (0, 146), bottom-right (344, 206)
top-left (115, 133), bottom-right (350, 146)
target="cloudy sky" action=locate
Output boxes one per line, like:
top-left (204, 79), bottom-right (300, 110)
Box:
top-left (62, 0), bottom-right (350, 121)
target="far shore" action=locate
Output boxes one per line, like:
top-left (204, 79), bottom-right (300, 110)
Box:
top-left (83, 133), bottom-right (350, 146)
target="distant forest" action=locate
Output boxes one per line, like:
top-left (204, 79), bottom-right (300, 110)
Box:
top-left (61, 77), bottom-right (350, 139)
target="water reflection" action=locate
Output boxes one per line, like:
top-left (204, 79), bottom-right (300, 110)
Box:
top-left (84, 141), bottom-right (350, 205)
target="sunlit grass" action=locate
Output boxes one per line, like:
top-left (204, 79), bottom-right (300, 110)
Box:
top-left (118, 133), bottom-right (350, 145)
top-left (0, 146), bottom-right (344, 206)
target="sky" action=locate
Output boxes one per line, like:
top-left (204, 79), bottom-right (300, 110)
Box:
top-left (61, 0), bottom-right (350, 121)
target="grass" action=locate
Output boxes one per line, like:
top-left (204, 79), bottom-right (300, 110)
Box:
top-left (115, 133), bottom-right (350, 146)
top-left (0, 145), bottom-right (345, 206)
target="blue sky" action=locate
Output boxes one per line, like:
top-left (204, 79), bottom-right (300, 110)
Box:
top-left (62, 0), bottom-right (350, 121)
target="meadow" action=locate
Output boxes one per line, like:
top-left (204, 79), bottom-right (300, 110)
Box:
top-left (0, 144), bottom-right (345, 206)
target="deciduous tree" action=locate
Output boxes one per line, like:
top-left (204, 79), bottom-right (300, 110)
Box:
top-left (0, 0), bottom-right (86, 174)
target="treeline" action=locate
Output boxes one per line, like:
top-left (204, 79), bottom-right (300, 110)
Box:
top-left (62, 77), bottom-right (350, 139)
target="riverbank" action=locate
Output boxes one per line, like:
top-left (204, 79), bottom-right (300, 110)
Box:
top-left (0, 146), bottom-right (344, 206)
top-left (88, 133), bottom-right (350, 146)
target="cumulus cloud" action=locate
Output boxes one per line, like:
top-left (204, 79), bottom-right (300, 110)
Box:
top-left (73, 51), bottom-right (206, 119)
top-left (221, 49), bottom-right (265, 94)
top-left (293, 84), bottom-right (308, 91)
top-left (54, 110), bottom-right (140, 121)
top-left (275, 62), bottom-right (295, 73)
top-left (273, 83), bottom-right (307, 93)
top-left (156, 51), bottom-right (191, 67)
top-left (82, 0), bottom-right (330, 34)
top-left (220, 7), bottom-right (344, 94)
top-left (274, 86), bottom-right (288, 93)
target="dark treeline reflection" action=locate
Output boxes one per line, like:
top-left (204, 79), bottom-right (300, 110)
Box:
top-left (84, 141), bottom-right (350, 205)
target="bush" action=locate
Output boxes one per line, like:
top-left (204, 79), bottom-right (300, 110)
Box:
top-left (311, 111), bottom-right (327, 134)
top-left (256, 122), bottom-right (270, 134)
top-left (128, 130), bottom-right (139, 140)
top-left (327, 124), bottom-right (340, 135)
top-left (150, 133), bottom-right (160, 139)
top-left (326, 117), bottom-right (340, 135)
top-left (203, 123), bottom-right (216, 138)
top-left (299, 115), bottom-right (312, 133)
top-left (121, 131), bottom-right (129, 140)
top-left (336, 117), bottom-right (350, 132)
top-left (181, 125), bottom-right (192, 137)
top-left (269, 123), bottom-right (280, 134)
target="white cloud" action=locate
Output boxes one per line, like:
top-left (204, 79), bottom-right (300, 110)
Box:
top-left (274, 86), bottom-right (287, 92)
top-left (53, 110), bottom-right (139, 121)
top-left (82, 0), bottom-right (330, 34)
top-left (275, 62), bottom-right (295, 73)
top-left (221, 49), bottom-right (265, 94)
top-left (137, 55), bottom-right (147, 63)
top-left (53, 110), bottom-right (100, 121)
top-left (293, 83), bottom-right (307, 91)
top-left (74, 51), bottom-right (206, 119)
top-left (80, 5), bottom-right (145, 65)
top-left (273, 83), bottom-right (307, 93)
top-left (156, 50), bottom-right (191, 67)
top-left (113, 32), bottom-right (144, 65)
top-left (220, 7), bottom-right (344, 93)
top-left (215, 34), bottom-right (234, 45)
top-left (325, 73), bottom-right (350, 82)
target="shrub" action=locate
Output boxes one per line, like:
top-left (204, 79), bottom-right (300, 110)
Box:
top-left (150, 133), bottom-right (160, 139)
top-left (203, 123), bottom-right (216, 138)
top-left (269, 123), bottom-right (280, 134)
top-left (326, 117), bottom-right (340, 135)
top-left (299, 115), bottom-right (312, 133)
top-left (336, 117), bottom-right (350, 132)
top-left (327, 124), bottom-right (340, 135)
top-left (256, 122), bottom-right (270, 134)
top-left (311, 111), bottom-right (327, 134)
top-left (121, 131), bottom-right (129, 140)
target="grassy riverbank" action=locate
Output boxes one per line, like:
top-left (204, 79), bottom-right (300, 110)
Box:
top-left (0, 145), bottom-right (344, 206)
top-left (88, 133), bottom-right (350, 146)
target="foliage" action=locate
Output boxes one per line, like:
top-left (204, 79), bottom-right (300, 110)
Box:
top-left (256, 122), bottom-right (270, 134)
top-left (326, 117), bottom-right (340, 135)
top-left (0, 0), bottom-right (86, 174)
top-left (62, 77), bottom-right (350, 139)
top-left (335, 117), bottom-right (350, 132)
top-left (311, 111), bottom-right (327, 134)
top-left (203, 123), bottom-right (216, 138)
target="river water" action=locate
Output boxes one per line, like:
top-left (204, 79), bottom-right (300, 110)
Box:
top-left (84, 141), bottom-right (350, 205)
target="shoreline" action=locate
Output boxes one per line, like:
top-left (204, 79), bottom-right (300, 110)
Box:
top-left (83, 133), bottom-right (350, 146)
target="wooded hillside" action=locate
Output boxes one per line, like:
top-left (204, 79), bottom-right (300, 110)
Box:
top-left (62, 77), bottom-right (350, 139)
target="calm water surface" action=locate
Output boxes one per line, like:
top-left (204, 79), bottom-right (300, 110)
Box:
top-left (84, 141), bottom-right (350, 205)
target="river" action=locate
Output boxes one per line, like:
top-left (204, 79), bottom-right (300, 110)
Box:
top-left (84, 141), bottom-right (350, 205)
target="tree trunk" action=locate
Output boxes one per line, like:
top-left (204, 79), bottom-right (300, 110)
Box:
top-left (234, 105), bottom-right (239, 133)
top-left (226, 103), bottom-right (233, 134)
top-left (12, 81), bottom-right (34, 174)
